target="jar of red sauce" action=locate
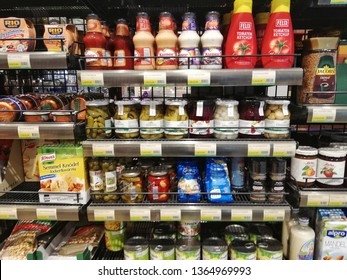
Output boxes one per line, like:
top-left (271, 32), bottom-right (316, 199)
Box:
top-left (113, 19), bottom-right (134, 70)
top-left (188, 100), bottom-right (215, 138)
top-left (148, 167), bottom-right (170, 202)
top-left (239, 99), bottom-right (265, 138)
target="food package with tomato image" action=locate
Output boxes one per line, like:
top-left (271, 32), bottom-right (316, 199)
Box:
top-left (38, 143), bottom-right (90, 204)
top-left (315, 209), bottom-right (347, 260)
top-left (177, 161), bottom-right (201, 202)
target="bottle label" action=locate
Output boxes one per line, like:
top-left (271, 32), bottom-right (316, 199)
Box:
top-left (159, 16), bottom-right (174, 30)
top-left (136, 18), bottom-right (151, 32)
top-left (290, 157), bottom-right (317, 184)
top-left (114, 119), bottom-right (139, 133)
top-left (179, 48), bottom-right (201, 67)
top-left (270, 179), bottom-right (285, 192)
top-left (313, 55), bottom-right (336, 92)
top-left (298, 239), bottom-right (314, 260)
top-left (201, 48), bottom-right (222, 66)
top-left (264, 119), bottom-right (290, 134)
top-left (214, 120), bottom-right (239, 134)
top-left (134, 47), bottom-right (154, 66)
top-left (116, 24), bottom-right (129, 36)
top-left (239, 119), bottom-right (265, 135)
top-left (156, 48), bottom-right (178, 67)
top-left (105, 50), bottom-right (112, 67)
top-left (205, 15), bottom-right (220, 30)
top-left (87, 19), bottom-right (102, 32)
top-left (105, 171), bottom-right (117, 192)
top-left (85, 48), bottom-right (106, 67)
top-left (89, 170), bottom-right (103, 191)
top-left (317, 158), bottom-right (345, 185)
top-left (140, 120), bottom-right (164, 134)
top-left (189, 120), bottom-right (214, 135)
top-left (164, 120), bottom-right (188, 135)
top-left (182, 17), bottom-right (197, 31)
top-left (249, 178), bottom-right (266, 192)
top-left (114, 50), bottom-right (126, 67)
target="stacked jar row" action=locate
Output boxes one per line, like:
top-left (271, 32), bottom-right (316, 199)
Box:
top-left (86, 98), bottom-right (291, 140)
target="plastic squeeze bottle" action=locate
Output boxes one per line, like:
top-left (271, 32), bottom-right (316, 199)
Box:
top-left (254, 12), bottom-right (270, 67)
top-left (155, 12), bottom-right (178, 70)
top-left (113, 19), bottom-right (134, 70)
top-left (178, 12), bottom-right (201, 69)
top-left (201, 11), bottom-right (223, 69)
top-left (133, 12), bottom-right (155, 70)
top-left (225, 0), bottom-right (257, 69)
top-left (289, 217), bottom-right (315, 260)
top-left (222, 11), bottom-right (233, 68)
top-left (281, 208), bottom-right (299, 259)
top-left (261, 0), bottom-right (294, 68)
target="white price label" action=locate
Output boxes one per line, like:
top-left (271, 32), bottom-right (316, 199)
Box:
top-left (273, 143), bottom-right (296, 157)
top-left (231, 209), bottom-right (253, 221)
top-left (201, 209), bottom-right (222, 221)
top-left (263, 209), bottom-right (285, 221)
top-left (311, 108), bottom-right (336, 123)
top-left (195, 143), bottom-right (217, 156)
top-left (94, 209), bottom-right (115, 221)
top-left (144, 72), bottom-right (166, 86)
top-left (18, 125), bottom-right (40, 139)
top-left (130, 209), bottom-right (151, 221)
top-left (80, 71), bottom-right (104, 87)
top-left (307, 194), bottom-right (330, 207)
top-left (92, 143), bottom-right (114, 157)
top-left (330, 0), bottom-right (347, 4)
top-left (36, 208), bottom-right (57, 220)
top-left (160, 209), bottom-right (181, 221)
top-left (252, 70), bottom-right (276, 86)
top-left (248, 143), bottom-right (270, 157)
top-left (0, 208), bottom-right (18, 219)
top-left (140, 143), bottom-right (162, 156)
top-left (7, 53), bottom-right (31, 69)
top-left (329, 194), bottom-right (347, 207)
top-left (188, 71), bottom-right (210, 87)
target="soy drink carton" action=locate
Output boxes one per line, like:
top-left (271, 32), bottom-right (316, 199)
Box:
top-left (38, 144), bottom-right (90, 204)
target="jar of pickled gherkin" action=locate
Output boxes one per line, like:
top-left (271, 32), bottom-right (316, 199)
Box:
top-left (119, 167), bottom-right (143, 203)
top-left (114, 100), bottom-right (140, 139)
top-left (101, 158), bottom-right (119, 203)
top-left (88, 157), bottom-right (105, 202)
top-left (86, 100), bottom-right (112, 139)
top-left (140, 100), bottom-right (164, 139)
top-left (164, 99), bottom-right (188, 139)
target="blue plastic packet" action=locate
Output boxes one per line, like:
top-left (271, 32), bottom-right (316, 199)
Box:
top-left (177, 161), bottom-right (201, 202)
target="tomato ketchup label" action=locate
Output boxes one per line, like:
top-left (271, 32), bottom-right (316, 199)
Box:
top-left (134, 47), bottom-right (153, 66)
top-left (85, 48), bottom-right (107, 67)
top-left (156, 48), bottom-right (178, 67)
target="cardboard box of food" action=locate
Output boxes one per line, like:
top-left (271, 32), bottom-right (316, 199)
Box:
top-left (43, 24), bottom-right (78, 53)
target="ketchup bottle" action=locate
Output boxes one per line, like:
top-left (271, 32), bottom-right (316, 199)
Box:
top-left (113, 19), bottom-right (134, 70)
top-left (83, 14), bottom-right (107, 70)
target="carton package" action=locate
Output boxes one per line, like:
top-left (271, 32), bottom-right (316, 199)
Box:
top-left (0, 17), bottom-right (36, 52)
top-left (43, 24), bottom-right (78, 54)
top-left (315, 209), bottom-right (347, 260)
top-left (38, 144), bottom-right (90, 204)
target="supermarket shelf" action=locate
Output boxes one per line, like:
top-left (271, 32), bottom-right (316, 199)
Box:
top-left (0, 183), bottom-right (84, 221)
top-left (82, 139), bottom-right (298, 158)
top-left (77, 68), bottom-right (303, 87)
top-left (0, 52), bottom-right (69, 70)
top-left (306, 104), bottom-right (347, 124)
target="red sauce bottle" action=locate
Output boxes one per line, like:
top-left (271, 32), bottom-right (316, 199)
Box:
top-left (83, 14), bottom-right (107, 70)
top-left (113, 19), bottom-right (134, 70)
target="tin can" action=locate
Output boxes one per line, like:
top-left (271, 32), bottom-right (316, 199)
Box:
top-left (178, 221), bottom-right (200, 237)
top-left (177, 233), bottom-right (201, 241)
top-left (202, 237), bottom-right (228, 260)
top-left (150, 238), bottom-right (175, 260)
top-left (230, 239), bottom-right (257, 260)
top-left (231, 157), bottom-right (245, 190)
top-left (176, 238), bottom-right (201, 260)
top-left (124, 236), bottom-right (149, 260)
top-left (257, 237), bottom-right (283, 260)
top-left (153, 222), bottom-right (176, 240)
top-left (224, 224), bottom-right (249, 246)
top-left (248, 223), bottom-right (273, 244)
top-left (105, 228), bottom-right (126, 251)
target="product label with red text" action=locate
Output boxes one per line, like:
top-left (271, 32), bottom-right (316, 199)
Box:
top-left (156, 48), bottom-right (178, 67)
top-left (85, 48), bottom-right (107, 67)
top-left (134, 47), bottom-right (153, 66)
top-left (179, 48), bottom-right (200, 67)
top-left (114, 49), bottom-right (125, 67)
top-left (201, 48), bottom-right (222, 66)
top-left (189, 120), bottom-right (214, 135)
top-left (317, 158), bottom-right (345, 185)
top-left (239, 119), bottom-right (265, 135)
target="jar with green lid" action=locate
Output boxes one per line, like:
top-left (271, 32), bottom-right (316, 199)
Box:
top-left (114, 100), bottom-right (140, 139)
top-left (164, 99), bottom-right (189, 139)
top-left (88, 157), bottom-right (105, 202)
top-left (101, 158), bottom-right (119, 202)
top-left (140, 100), bottom-right (164, 139)
top-left (86, 100), bottom-right (112, 139)
top-left (119, 167), bottom-right (143, 203)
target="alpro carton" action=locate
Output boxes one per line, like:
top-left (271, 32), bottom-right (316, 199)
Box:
top-left (315, 209), bottom-right (347, 260)
top-left (38, 144), bottom-right (90, 204)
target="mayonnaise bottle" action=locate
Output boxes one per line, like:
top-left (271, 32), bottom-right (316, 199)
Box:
top-left (178, 12), bottom-right (200, 69)
top-left (281, 208), bottom-right (299, 259)
top-left (201, 11), bottom-right (223, 69)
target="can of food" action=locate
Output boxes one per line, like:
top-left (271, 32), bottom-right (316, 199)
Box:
top-left (231, 157), bottom-right (245, 190)
top-left (124, 236), bottom-right (149, 260)
top-left (202, 237), bottom-right (228, 260)
top-left (176, 238), bottom-right (201, 260)
top-left (178, 221), bottom-right (200, 237)
top-left (153, 222), bottom-right (176, 240)
top-left (150, 238), bottom-right (175, 260)
top-left (257, 237), bottom-right (283, 260)
top-left (224, 224), bottom-right (249, 246)
top-left (104, 221), bottom-right (126, 231)
top-left (177, 233), bottom-right (201, 241)
top-left (105, 228), bottom-right (126, 251)
top-left (230, 239), bottom-right (256, 260)
top-left (248, 223), bottom-right (273, 244)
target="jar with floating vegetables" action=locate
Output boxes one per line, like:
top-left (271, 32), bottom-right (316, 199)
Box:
top-left (86, 100), bottom-right (112, 139)
top-left (164, 99), bottom-right (189, 139)
top-left (119, 167), bottom-right (143, 203)
top-left (140, 100), bottom-right (164, 139)
top-left (101, 158), bottom-right (119, 202)
top-left (114, 100), bottom-right (140, 139)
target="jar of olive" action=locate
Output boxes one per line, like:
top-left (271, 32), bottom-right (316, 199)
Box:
top-left (119, 167), bottom-right (143, 203)
top-left (86, 100), bottom-right (112, 139)
top-left (101, 158), bottom-right (119, 203)
top-left (88, 157), bottom-right (105, 202)
top-left (114, 100), bottom-right (140, 139)
top-left (140, 100), bottom-right (164, 139)
top-left (164, 99), bottom-right (188, 139)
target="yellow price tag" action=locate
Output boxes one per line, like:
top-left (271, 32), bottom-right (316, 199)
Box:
top-left (94, 209), bottom-right (115, 221)
top-left (188, 72), bottom-right (210, 87)
top-left (329, 194), bottom-right (347, 207)
top-left (36, 208), bottom-right (57, 220)
top-left (248, 143), bottom-right (270, 157)
top-left (307, 195), bottom-right (329, 207)
top-left (0, 208), bottom-right (18, 219)
top-left (18, 126), bottom-right (40, 139)
top-left (7, 53), bottom-right (31, 69)
top-left (80, 71), bottom-right (104, 87)
top-left (252, 70), bottom-right (276, 85)
top-left (92, 144), bottom-right (114, 157)
top-left (201, 209), bottom-right (222, 221)
top-left (130, 209), bottom-right (151, 221)
top-left (273, 143), bottom-right (296, 157)
top-left (263, 209), bottom-right (285, 221)
top-left (140, 143), bottom-right (162, 156)
top-left (231, 209), bottom-right (253, 221)
top-left (194, 143), bottom-right (216, 157)
top-left (311, 108), bottom-right (336, 123)
top-left (144, 72), bottom-right (166, 87)
top-left (160, 209), bottom-right (181, 221)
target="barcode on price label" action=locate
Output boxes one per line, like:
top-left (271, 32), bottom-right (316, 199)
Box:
top-left (94, 209), bottom-right (115, 221)
top-left (7, 53), bottom-right (31, 69)
top-left (273, 143), bottom-right (296, 157)
top-left (130, 209), bottom-right (151, 221)
top-left (188, 72), bottom-right (211, 87)
top-left (160, 209), bottom-right (181, 221)
top-left (329, 194), bottom-right (347, 207)
top-left (92, 143), bottom-right (114, 157)
top-left (18, 126), bottom-right (40, 139)
top-left (307, 194), bottom-right (330, 207)
top-left (201, 209), bottom-right (222, 221)
top-left (311, 108), bottom-right (336, 123)
top-left (140, 143), bottom-right (162, 156)
top-left (195, 143), bottom-right (217, 156)
top-left (248, 143), bottom-right (270, 157)
top-left (80, 71), bottom-right (104, 87)
top-left (0, 208), bottom-right (18, 219)
top-left (252, 70), bottom-right (276, 85)
top-left (231, 209), bottom-right (253, 221)
top-left (144, 72), bottom-right (166, 86)
top-left (36, 208), bottom-right (57, 220)
top-left (263, 209), bottom-right (285, 221)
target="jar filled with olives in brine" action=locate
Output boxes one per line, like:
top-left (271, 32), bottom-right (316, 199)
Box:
top-left (140, 100), bottom-right (164, 139)
top-left (264, 100), bottom-right (291, 139)
top-left (101, 158), bottom-right (119, 203)
top-left (164, 99), bottom-right (188, 139)
top-left (119, 167), bottom-right (143, 203)
top-left (88, 157), bottom-right (105, 202)
top-left (114, 100), bottom-right (140, 139)
top-left (86, 100), bottom-right (112, 139)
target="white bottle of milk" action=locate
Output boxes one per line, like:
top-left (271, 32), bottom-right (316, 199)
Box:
top-left (289, 217), bottom-right (315, 260)
top-left (282, 208), bottom-right (299, 259)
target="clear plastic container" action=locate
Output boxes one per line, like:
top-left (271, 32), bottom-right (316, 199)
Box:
top-left (214, 99), bottom-right (239, 139)
top-left (114, 100), bottom-right (140, 139)
top-left (164, 99), bottom-right (189, 139)
top-left (264, 100), bottom-right (291, 139)
top-left (86, 100), bottom-right (112, 139)
top-left (140, 100), bottom-right (164, 139)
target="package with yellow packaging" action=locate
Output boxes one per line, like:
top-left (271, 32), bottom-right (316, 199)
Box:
top-left (38, 144), bottom-right (90, 204)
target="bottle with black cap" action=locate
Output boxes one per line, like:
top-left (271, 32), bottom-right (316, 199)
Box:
top-left (249, 158), bottom-right (267, 202)
top-left (269, 158), bottom-right (287, 203)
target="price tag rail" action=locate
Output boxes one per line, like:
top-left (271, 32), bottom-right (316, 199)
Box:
top-left (306, 104), bottom-right (347, 123)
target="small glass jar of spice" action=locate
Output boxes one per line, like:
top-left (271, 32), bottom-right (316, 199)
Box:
top-left (268, 158), bottom-right (287, 203)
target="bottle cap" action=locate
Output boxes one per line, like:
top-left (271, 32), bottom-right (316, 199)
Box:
top-left (271, 0), bottom-right (291, 13)
top-left (234, 0), bottom-right (253, 14)
top-left (298, 217), bottom-right (309, 225)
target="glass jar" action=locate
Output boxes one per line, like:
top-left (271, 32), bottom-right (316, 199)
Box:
top-left (119, 167), bottom-right (143, 203)
top-left (317, 148), bottom-right (347, 187)
top-left (136, 159), bottom-right (156, 191)
top-left (88, 157), bottom-right (105, 202)
top-left (268, 158), bottom-right (287, 203)
top-left (290, 146), bottom-right (318, 187)
top-left (140, 100), bottom-right (164, 139)
top-left (101, 158), bottom-right (119, 203)
top-left (86, 100), bottom-right (112, 139)
top-left (249, 159), bottom-right (267, 202)
top-left (147, 167), bottom-right (170, 202)
top-left (164, 99), bottom-right (189, 139)
top-left (239, 99), bottom-right (265, 138)
top-left (264, 100), bottom-right (291, 139)
top-left (188, 100), bottom-right (215, 138)
top-left (214, 99), bottom-right (239, 139)
top-left (114, 100), bottom-right (140, 139)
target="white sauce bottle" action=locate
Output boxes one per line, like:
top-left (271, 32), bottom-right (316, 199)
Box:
top-left (282, 208), bottom-right (299, 259)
